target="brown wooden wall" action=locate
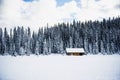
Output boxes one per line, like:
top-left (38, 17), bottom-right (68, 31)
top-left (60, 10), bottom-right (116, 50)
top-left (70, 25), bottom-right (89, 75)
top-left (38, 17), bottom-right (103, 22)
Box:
top-left (66, 52), bottom-right (85, 56)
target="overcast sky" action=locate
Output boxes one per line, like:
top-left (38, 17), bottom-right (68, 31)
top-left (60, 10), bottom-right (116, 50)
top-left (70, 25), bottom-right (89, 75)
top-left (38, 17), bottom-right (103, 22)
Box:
top-left (0, 0), bottom-right (120, 31)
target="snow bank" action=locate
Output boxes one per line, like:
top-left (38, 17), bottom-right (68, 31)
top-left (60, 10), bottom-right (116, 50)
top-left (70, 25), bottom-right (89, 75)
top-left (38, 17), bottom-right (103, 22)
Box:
top-left (0, 55), bottom-right (120, 80)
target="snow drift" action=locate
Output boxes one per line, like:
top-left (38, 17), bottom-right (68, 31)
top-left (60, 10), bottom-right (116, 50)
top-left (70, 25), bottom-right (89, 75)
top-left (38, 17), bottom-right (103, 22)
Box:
top-left (0, 55), bottom-right (120, 80)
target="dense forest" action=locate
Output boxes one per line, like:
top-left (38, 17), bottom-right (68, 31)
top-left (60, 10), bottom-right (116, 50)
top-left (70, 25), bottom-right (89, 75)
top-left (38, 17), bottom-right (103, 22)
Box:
top-left (0, 17), bottom-right (120, 56)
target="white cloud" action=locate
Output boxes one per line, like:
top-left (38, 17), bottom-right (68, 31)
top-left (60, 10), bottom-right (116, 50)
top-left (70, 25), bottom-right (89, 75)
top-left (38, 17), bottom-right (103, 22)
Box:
top-left (76, 0), bottom-right (120, 21)
top-left (0, 0), bottom-right (120, 31)
top-left (1, 0), bottom-right (21, 21)
top-left (0, 0), bottom-right (23, 29)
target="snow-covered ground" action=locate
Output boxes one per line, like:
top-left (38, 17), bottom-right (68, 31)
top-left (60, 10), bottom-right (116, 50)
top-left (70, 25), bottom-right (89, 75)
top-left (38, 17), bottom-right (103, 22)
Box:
top-left (0, 55), bottom-right (120, 80)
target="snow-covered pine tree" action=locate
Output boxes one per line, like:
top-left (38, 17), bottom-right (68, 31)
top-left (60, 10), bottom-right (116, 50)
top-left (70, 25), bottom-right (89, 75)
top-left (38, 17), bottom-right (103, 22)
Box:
top-left (3, 28), bottom-right (10, 55)
top-left (38, 28), bottom-right (44, 54)
top-left (0, 28), bottom-right (4, 55)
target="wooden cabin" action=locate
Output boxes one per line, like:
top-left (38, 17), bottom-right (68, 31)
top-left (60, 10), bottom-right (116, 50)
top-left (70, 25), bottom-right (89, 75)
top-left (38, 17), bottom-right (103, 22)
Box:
top-left (66, 48), bottom-right (86, 56)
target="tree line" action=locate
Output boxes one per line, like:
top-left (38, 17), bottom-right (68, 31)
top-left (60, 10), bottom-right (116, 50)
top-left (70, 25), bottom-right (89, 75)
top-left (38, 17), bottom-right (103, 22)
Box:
top-left (0, 17), bottom-right (120, 56)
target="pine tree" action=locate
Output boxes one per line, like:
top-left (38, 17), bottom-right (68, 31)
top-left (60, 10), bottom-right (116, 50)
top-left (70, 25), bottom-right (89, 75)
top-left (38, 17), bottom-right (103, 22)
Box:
top-left (0, 28), bottom-right (4, 55)
top-left (9, 29), bottom-right (14, 55)
top-left (3, 28), bottom-right (10, 55)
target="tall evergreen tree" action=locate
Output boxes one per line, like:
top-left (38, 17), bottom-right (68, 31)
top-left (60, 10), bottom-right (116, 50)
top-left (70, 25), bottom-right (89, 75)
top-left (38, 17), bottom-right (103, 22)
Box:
top-left (3, 28), bottom-right (10, 55)
top-left (0, 28), bottom-right (4, 55)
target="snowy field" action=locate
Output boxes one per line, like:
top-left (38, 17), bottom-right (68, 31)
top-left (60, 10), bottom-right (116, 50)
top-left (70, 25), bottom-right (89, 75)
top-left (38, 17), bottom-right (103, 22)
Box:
top-left (0, 55), bottom-right (120, 80)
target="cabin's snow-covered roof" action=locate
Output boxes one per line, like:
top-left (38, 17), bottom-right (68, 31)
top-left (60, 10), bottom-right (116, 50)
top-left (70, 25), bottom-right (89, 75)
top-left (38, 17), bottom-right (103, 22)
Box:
top-left (66, 48), bottom-right (85, 53)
